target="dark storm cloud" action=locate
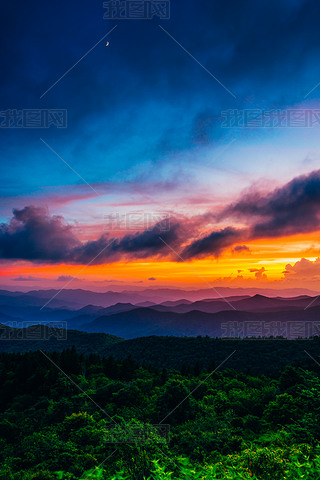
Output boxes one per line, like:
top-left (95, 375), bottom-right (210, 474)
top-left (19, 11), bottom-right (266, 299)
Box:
top-left (182, 227), bottom-right (243, 259)
top-left (0, 207), bottom-right (180, 264)
top-left (181, 170), bottom-right (320, 258)
top-left (0, 206), bottom-right (80, 262)
top-left (72, 219), bottom-right (180, 264)
top-left (224, 170), bottom-right (320, 237)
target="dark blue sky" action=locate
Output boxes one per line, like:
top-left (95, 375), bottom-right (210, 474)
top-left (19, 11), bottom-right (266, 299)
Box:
top-left (1, 0), bottom-right (320, 208)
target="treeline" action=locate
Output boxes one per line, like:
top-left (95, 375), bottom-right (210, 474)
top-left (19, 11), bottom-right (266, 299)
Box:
top-left (106, 335), bottom-right (320, 376)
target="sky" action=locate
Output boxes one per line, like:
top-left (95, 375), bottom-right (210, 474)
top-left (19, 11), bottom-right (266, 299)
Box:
top-left (1, 0), bottom-right (320, 292)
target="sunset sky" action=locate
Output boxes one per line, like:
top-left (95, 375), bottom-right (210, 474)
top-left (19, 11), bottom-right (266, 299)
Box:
top-left (1, 0), bottom-right (320, 292)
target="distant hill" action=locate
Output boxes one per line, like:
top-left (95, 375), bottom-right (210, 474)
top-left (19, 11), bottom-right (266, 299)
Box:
top-left (148, 294), bottom-right (320, 314)
top-left (160, 299), bottom-right (193, 306)
top-left (83, 305), bottom-right (320, 339)
top-left (1, 289), bottom-right (320, 341)
top-left (0, 304), bottom-right (85, 322)
top-left (2, 293), bottom-right (319, 331)
top-left (0, 324), bottom-right (123, 355)
top-left (0, 286), bottom-right (319, 310)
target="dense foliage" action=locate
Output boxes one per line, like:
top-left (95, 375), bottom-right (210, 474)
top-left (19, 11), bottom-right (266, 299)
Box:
top-left (1, 347), bottom-right (320, 479)
top-left (106, 335), bottom-right (320, 375)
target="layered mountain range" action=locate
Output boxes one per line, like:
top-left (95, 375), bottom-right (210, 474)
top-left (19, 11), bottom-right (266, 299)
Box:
top-left (0, 288), bottom-right (319, 339)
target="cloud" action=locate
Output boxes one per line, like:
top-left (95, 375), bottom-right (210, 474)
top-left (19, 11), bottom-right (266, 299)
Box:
top-left (224, 170), bottom-right (320, 238)
top-left (12, 275), bottom-right (38, 281)
top-left (56, 275), bottom-right (81, 282)
top-left (0, 206), bottom-right (80, 262)
top-left (0, 206), bottom-right (181, 264)
top-left (71, 219), bottom-right (181, 264)
top-left (148, 277), bottom-right (157, 281)
top-left (182, 227), bottom-right (243, 259)
top-left (3, 170), bottom-right (320, 265)
top-left (183, 170), bottom-right (320, 259)
top-left (249, 267), bottom-right (267, 280)
top-left (232, 245), bottom-right (251, 254)
top-left (283, 257), bottom-right (320, 279)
